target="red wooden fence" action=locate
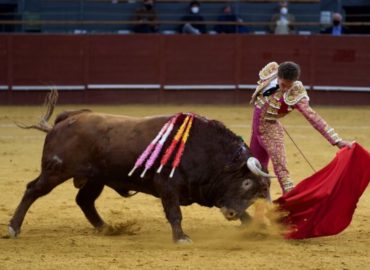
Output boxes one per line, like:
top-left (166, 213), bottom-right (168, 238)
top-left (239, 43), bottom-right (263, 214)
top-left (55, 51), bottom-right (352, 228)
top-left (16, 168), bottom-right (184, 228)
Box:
top-left (0, 34), bottom-right (369, 105)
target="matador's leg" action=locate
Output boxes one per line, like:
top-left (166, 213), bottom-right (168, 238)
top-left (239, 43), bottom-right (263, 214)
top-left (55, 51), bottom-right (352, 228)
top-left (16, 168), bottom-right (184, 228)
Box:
top-left (250, 109), bottom-right (270, 169)
top-left (250, 130), bottom-right (270, 169)
top-left (259, 120), bottom-right (294, 194)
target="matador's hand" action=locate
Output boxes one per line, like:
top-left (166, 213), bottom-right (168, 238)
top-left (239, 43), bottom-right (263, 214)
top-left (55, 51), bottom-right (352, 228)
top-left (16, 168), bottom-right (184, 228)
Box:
top-left (336, 140), bottom-right (354, 149)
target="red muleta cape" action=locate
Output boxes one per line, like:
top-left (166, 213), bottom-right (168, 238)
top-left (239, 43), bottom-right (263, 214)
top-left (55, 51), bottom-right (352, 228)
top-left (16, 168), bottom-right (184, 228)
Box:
top-left (275, 143), bottom-right (370, 239)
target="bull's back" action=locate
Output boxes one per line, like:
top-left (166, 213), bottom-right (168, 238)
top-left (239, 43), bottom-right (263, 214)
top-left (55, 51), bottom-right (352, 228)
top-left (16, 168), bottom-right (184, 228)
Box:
top-left (42, 111), bottom-right (170, 175)
top-left (54, 109), bottom-right (92, 125)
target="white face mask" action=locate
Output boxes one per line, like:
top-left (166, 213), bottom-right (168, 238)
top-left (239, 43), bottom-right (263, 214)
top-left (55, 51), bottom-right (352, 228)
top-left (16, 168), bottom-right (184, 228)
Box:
top-left (191, 6), bottom-right (199, 14)
top-left (280, 7), bottom-right (288, 15)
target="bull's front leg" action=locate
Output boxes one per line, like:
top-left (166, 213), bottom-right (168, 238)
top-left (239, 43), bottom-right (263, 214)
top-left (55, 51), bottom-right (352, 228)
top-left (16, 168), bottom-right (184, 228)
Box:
top-left (240, 211), bottom-right (252, 226)
top-left (161, 193), bottom-right (192, 244)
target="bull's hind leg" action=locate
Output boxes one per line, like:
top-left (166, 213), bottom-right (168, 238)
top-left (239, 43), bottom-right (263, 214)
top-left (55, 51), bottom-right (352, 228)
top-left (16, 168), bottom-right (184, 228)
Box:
top-left (9, 174), bottom-right (68, 237)
top-left (75, 179), bottom-right (105, 229)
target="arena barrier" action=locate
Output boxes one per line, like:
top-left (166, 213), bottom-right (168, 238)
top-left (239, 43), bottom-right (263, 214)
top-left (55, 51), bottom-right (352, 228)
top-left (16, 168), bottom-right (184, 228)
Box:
top-left (0, 34), bottom-right (369, 105)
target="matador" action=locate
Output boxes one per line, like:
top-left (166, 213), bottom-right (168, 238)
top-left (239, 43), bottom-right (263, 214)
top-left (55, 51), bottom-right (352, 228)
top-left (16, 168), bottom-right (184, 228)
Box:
top-left (250, 61), bottom-right (352, 194)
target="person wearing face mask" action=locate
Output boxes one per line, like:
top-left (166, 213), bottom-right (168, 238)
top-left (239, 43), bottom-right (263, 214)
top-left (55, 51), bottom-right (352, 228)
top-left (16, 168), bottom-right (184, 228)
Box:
top-left (249, 61), bottom-right (353, 194)
top-left (321, 13), bottom-right (349, 36)
top-left (180, 0), bottom-right (206, 34)
top-left (133, 0), bottom-right (158, 33)
top-left (215, 5), bottom-right (249, 34)
top-left (270, 1), bottom-right (295, 34)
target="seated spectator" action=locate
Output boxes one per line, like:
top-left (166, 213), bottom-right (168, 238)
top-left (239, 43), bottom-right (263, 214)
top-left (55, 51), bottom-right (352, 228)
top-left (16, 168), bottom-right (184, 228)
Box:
top-left (321, 13), bottom-right (349, 36)
top-left (270, 1), bottom-right (295, 34)
top-left (215, 5), bottom-right (249, 34)
top-left (180, 1), bottom-right (206, 34)
top-left (133, 0), bottom-right (158, 33)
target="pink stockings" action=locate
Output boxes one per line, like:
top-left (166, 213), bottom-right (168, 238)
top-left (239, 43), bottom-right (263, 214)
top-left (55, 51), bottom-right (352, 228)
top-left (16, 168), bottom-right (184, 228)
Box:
top-left (250, 108), bottom-right (294, 194)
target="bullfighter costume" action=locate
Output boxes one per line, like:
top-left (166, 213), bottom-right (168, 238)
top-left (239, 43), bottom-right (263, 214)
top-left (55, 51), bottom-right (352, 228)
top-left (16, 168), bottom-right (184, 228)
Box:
top-left (250, 62), bottom-right (342, 194)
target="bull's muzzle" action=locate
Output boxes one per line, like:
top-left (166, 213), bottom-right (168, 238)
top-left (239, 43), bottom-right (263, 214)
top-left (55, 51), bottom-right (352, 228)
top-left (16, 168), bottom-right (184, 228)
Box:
top-left (220, 207), bottom-right (240, 221)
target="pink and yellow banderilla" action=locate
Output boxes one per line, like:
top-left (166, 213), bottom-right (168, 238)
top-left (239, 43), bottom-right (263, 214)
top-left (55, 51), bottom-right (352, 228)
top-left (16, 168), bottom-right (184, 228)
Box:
top-left (128, 113), bottom-right (194, 178)
top-left (140, 114), bottom-right (179, 178)
top-left (157, 114), bottom-right (191, 174)
top-left (128, 114), bottom-right (178, 177)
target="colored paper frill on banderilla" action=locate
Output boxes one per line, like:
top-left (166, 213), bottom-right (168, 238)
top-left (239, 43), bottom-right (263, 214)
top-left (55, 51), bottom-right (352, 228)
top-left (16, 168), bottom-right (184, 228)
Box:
top-left (128, 113), bottom-right (194, 178)
top-left (275, 143), bottom-right (370, 239)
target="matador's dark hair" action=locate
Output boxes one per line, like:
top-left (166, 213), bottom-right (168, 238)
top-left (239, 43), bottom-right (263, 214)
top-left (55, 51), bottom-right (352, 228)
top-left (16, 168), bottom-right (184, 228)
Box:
top-left (278, 61), bottom-right (301, 81)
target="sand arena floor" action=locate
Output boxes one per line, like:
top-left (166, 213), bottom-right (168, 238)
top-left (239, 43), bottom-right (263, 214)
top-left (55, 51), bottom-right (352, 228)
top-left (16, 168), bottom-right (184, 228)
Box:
top-left (0, 104), bottom-right (370, 270)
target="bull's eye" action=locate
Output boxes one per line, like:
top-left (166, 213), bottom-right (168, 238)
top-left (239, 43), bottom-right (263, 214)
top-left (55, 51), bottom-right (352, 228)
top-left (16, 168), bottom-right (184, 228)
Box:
top-left (242, 179), bottom-right (253, 191)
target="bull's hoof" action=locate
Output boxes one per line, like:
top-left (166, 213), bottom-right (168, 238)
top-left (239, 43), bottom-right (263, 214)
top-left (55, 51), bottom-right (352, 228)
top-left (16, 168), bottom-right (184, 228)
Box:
top-left (8, 226), bottom-right (18, 238)
top-left (175, 236), bottom-right (193, 245)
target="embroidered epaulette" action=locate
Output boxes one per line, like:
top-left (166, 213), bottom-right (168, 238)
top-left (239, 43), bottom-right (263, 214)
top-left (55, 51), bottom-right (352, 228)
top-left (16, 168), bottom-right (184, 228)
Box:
top-left (250, 62), bottom-right (279, 104)
top-left (259, 62), bottom-right (279, 81)
top-left (283, 81), bottom-right (309, 106)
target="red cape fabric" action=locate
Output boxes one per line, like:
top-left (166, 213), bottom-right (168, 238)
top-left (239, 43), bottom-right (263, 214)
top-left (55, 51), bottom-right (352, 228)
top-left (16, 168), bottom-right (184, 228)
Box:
top-left (275, 143), bottom-right (370, 239)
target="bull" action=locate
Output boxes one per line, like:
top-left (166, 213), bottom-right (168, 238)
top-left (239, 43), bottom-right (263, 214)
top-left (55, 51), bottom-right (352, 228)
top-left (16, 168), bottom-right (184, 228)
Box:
top-left (9, 91), bottom-right (271, 243)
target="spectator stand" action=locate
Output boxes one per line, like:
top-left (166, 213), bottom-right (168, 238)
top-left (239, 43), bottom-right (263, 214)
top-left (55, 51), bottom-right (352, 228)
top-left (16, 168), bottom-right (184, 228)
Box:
top-left (3, 0), bottom-right (324, 34)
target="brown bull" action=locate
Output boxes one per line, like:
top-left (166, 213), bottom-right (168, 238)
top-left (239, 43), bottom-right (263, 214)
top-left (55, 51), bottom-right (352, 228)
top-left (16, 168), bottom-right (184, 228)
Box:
top-left (9, 91), bottom-right (271, 243)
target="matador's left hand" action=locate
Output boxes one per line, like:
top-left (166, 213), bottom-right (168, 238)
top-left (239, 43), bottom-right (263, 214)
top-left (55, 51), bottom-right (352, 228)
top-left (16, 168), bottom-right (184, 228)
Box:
top-left (336, 140), bottom-right (355, 149)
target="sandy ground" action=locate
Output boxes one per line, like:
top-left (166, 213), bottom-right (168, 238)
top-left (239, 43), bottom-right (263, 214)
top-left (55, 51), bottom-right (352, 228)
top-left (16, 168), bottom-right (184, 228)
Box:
top-left (1, 104), bottom-right (370, 270)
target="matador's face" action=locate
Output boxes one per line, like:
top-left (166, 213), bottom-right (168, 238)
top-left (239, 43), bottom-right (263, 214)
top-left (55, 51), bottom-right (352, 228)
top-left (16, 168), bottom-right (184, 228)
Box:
top-left (278, 78), bottom-right (294, 92)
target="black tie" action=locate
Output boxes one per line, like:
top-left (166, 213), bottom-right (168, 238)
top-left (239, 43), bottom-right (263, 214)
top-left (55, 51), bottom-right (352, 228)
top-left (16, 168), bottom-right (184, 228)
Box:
top-left (263, 84), bottom-right (279, 97)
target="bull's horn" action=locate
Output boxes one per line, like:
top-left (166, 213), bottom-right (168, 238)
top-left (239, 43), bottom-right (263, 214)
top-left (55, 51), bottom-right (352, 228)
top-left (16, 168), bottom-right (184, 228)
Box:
top-left (247, 157), bottom-right (276, 178)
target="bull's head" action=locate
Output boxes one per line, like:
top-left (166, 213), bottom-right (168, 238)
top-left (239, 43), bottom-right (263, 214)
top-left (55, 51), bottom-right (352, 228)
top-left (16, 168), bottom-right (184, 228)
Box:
top-left (219, 152), bottom-right (274, 221)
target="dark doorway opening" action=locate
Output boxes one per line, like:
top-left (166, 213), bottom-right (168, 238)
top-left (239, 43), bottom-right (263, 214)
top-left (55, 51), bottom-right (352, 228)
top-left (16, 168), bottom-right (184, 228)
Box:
top-left (343, 5), bottom-right (370, 34)
top-left (0, 4), bottom-right (18, 32)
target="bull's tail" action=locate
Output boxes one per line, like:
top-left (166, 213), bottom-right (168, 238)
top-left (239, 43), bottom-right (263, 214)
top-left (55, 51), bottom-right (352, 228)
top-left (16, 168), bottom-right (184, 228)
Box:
top-left (15, 89), bottom-right (58, 133)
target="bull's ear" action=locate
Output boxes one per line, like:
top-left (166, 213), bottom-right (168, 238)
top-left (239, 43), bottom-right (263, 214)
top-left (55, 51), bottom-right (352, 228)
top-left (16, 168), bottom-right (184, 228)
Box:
top-left (224, 157), bottom-right (248, 172)
top-left (224, 143), bottom-right (249, 171)
top-left (241, 179), bottom-right (253, 191)
top-left (224, 161), bottom-right (245, 172)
